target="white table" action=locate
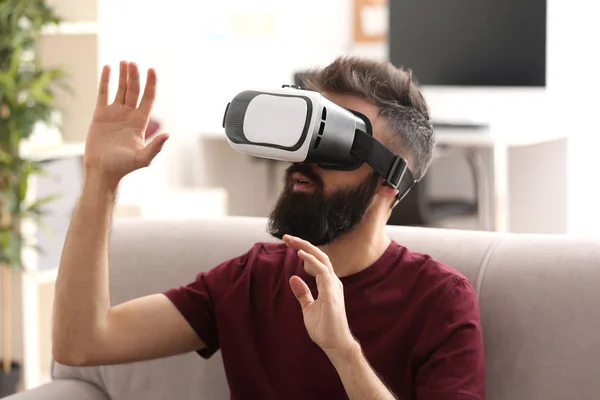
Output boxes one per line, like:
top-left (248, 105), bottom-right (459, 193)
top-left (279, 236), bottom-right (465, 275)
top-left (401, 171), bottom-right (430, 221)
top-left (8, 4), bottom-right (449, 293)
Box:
top-left (433, 125), bottom-right (566, 232)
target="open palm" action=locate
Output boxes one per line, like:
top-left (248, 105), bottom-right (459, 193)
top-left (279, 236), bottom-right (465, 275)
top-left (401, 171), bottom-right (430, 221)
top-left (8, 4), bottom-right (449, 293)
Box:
top-left (84, 61), bottom-right (169, 186)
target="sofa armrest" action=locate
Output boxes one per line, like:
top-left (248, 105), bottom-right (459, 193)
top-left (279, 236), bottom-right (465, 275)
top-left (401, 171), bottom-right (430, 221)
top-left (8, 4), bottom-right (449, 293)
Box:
top-left (3, 379), bottom-right (109, 400)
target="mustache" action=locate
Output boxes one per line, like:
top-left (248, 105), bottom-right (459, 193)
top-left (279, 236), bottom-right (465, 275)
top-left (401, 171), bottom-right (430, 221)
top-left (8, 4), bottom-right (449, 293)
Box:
top-left (285, 163), bottom-right (322, 185)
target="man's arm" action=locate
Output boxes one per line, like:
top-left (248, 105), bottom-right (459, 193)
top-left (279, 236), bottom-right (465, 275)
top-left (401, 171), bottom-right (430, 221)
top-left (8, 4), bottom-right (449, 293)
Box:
top-left (327, 342), bottom-right (397, 400)
top-left (52, 61), bottom-right (205, 366)
top-left (52, 175), bottom-right (205, 366)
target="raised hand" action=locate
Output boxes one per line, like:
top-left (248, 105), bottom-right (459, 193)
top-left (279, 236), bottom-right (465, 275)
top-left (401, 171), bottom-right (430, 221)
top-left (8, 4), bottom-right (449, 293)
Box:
top-left (83, 61), bottom-right (169, 188)
top-left (283, 235), bottom-right (358, 358)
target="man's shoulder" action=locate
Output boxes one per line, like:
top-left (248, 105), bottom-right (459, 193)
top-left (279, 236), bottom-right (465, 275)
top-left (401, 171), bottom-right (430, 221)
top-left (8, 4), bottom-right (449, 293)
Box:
top-left (394, 244), bottom-right (482, 344)
top-left (394, 242), bottom-right (476, 299)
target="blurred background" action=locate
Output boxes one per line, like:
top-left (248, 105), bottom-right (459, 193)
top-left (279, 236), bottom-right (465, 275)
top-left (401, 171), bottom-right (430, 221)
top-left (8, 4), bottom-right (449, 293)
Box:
top-left (26, 0), bottom-right (600, 235)
top-left (2, 0), bottom-right (600, 393)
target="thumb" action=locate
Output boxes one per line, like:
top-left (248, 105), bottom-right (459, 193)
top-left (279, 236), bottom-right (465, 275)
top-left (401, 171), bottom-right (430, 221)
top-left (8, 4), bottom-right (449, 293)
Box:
top-left (289, 275), bottom-right (314, 310)
top-left (137, 133), bottom-right (169, 166)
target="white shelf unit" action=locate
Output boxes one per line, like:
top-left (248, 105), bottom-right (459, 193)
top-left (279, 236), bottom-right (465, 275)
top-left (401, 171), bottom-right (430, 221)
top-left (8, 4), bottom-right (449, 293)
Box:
top-left (9, 0), bottom-right (102, 391)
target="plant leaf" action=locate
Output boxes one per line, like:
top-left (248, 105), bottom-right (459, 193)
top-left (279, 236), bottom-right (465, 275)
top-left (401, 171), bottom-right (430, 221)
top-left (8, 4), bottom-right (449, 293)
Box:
top-left (0, 0), bottom-right (65, 270)
top-left (25, 192), bottom-right (62, 213)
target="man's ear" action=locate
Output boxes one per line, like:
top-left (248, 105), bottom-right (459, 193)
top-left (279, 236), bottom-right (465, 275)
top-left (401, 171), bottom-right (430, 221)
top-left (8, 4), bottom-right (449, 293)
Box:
top-left (377, 177), bottom-right (399, 198)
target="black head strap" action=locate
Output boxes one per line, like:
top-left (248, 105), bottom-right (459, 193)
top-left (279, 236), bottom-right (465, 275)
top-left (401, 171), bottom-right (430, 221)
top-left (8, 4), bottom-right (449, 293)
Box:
top-left (351, 130), bottom-right (416, 201)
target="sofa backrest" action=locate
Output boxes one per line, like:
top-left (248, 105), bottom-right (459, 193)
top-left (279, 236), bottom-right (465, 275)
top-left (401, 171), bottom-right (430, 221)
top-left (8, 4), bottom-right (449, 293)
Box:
top-left (53, 217), bottom-right (600, 400)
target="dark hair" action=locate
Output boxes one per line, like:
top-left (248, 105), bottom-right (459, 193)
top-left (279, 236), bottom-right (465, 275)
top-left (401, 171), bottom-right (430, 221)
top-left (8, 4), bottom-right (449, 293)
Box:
top-left (300, 56), bottom-right (435, 181)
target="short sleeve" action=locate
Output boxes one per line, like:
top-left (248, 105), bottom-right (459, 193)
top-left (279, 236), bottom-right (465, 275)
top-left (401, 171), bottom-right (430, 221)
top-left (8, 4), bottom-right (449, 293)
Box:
top-left (415, 275), bottom-right (486, 400)
top-left (162, 250), bottom-right (251, 359)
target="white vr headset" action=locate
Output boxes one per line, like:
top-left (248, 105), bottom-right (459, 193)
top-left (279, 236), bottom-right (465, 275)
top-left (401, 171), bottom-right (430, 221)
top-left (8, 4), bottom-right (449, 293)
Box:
top-left (222, 85), bottom-right (416, 201)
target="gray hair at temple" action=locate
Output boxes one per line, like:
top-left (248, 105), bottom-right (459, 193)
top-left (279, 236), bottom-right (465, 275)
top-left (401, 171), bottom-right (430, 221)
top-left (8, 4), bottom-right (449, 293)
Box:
top-left (300, 56), bottom-right (435, 181)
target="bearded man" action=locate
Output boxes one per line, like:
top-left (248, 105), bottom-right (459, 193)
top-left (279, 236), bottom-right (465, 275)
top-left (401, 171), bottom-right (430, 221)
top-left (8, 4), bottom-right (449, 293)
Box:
top-left (52, 57), bottom-right (486, 400)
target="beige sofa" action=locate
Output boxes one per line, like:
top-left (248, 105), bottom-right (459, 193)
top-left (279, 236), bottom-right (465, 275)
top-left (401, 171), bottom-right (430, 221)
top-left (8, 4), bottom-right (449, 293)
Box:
top-left (6, 217), bottom-right (600, 399)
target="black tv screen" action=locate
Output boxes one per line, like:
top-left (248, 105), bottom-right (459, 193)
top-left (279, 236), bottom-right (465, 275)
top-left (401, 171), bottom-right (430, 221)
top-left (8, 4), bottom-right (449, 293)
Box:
top-left (388, 0), bottom-right (547, 87)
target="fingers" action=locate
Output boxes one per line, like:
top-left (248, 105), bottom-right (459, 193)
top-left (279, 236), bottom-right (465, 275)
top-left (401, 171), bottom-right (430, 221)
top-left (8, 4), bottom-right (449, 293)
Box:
top-left (289, 275), bottom-right (314, 309)
top-left (124, 62), bottom-right (141, 108)
top-left (135, 132), bottom-right (170, 167)
top-left (96, 65), bottom-right (110, 106)
top-left (297, 249), bottom-right (330, 278)
top-left (106, 61), bottom-right (155, 114)
top-left (113, 61), bottom-right (129, 104)
top-left (138, 68), bottom-right (157, 116)
top-left (283, 235), bottom-right (333, 273)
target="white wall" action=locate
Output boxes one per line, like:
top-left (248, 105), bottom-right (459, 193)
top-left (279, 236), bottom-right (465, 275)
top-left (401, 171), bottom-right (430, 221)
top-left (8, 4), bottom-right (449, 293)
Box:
top-left (546, 0), bottom-right (600, 236)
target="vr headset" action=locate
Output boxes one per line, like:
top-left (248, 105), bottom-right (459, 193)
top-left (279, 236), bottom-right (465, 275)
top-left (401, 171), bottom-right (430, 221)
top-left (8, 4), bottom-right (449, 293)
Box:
top-left (221, 85), bottom-right (416, 201)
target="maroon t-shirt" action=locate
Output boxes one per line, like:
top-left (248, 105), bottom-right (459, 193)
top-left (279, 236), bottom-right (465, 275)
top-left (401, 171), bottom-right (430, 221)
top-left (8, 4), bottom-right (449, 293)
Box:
top-left (163, 241), bottom-right (485, 400)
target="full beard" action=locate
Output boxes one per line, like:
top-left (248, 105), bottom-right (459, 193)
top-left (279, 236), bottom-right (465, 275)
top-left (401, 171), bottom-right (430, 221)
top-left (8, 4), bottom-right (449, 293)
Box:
top-left (267, 164), bottom-right (380, 246)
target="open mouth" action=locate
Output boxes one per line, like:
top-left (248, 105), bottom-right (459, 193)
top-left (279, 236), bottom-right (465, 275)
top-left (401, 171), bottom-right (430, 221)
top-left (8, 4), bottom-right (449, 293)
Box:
top-left (292, 172), bottom-right (316, 191)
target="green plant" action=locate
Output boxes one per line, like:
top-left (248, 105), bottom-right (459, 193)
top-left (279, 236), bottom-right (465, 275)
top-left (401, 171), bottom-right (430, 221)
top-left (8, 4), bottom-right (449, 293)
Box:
top-left (0, 0), bottom-right (68, 376)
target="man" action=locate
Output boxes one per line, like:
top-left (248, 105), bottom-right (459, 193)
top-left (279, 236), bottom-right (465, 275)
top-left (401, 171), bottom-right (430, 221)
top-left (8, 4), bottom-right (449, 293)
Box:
top-left (52, 57), bottom-right (485, 400)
